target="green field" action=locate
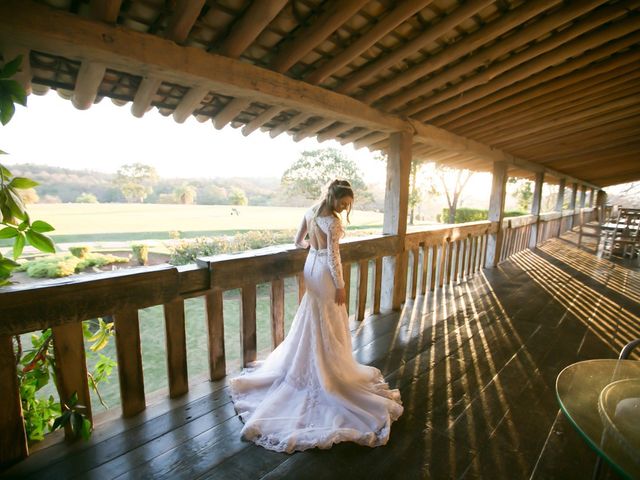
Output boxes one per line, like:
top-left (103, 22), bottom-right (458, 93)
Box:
top-left (20, 203), bottom-right (384, 243)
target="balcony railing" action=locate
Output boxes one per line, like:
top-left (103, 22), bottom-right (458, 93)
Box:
top-left (0, 208), bottom-right (594, 468)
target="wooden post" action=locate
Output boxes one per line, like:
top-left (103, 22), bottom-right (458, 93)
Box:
top-left (381, 130), bottom-right (412, 311)
top-left (373, 257), bottom-right (382, 314)
top-left (205, 290), bottom-right (225, 380)
top-left (270, 279), bottom-right (285, 348)
top-left (343, 262), bottom-right (352, 315)
top-left (485, 161), bottom-right (508, 267)
top-left (529, 172), bottom-right (545, 248)
top-left (296, 273), bottom-right (305, 304)
top-left (555, 178), bottom-right (566, 236)
top-left (52, 322), bottom-right (93, 435)
top-left (589, 188), bottom-right (595, 208)
top-left (568, 182), bottom-right (578, 229)
top-left (114, 308), bottom-right (146, 417)
top-left (0, 335), bottom-right (28, 468)
top-left (356, 260), bottom-right (369, 321)
top-left (164, 299), bottom-right (189, 398)
top-left (579, 185), bottom-right (587, 208)
top-left (240, 285), bottom-right (257, 367)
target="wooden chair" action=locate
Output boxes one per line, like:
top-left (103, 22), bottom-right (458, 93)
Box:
top-left (577, 209), bottom-right (604, 252)
top-left (602, 208), bottom-right (640, 261)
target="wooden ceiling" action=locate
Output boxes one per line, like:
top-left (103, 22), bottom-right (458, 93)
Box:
top-left (0, 0), bottom-right (638, 188)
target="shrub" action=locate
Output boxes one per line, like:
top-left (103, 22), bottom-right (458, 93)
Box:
top-left (69, 246), bottom-right (91, 258)
top-left (17, 253), bottom-right (129, 278)
top-left (132, 244), bottom-right (149, 265)
top-left (440, 208), bottom-right (529, 223)
top-left (169, 229), bottom-right (295, 265)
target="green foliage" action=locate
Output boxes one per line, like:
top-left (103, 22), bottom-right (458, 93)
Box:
top-left (440, 208), bottom-right (528, 223)
top-left (0, 56), bottom-right (56, 286)
top-left (75, 192), bottom-right (99, 203)
top-left (15, 318), bottom-right (116, 443)
top-left (69, 245), bottom-right (91, 258)
top-left (228, 186), bottom-right (248, 206)
top-left (17, 252), bottom-right (129, 278)
top-left (281, 148), bottom-right (370, 201)
top-left (170, 229), bottom-right (295, 265)
top-left (115, 163), bottom-right (158, 203)
top-left (173, 184), bottom-right (197, 205)
top-left (132, 244), bottom-right (149, 265)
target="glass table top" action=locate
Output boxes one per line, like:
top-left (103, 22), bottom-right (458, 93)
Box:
top-left (556, 359), bottom-right (640, 480)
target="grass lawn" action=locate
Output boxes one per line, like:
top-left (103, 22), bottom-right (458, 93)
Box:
top-left (14, 203), bottom-right (384, 245)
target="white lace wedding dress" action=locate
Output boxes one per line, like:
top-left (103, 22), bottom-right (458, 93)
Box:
top-left (229, 210), bottom-right (403, 453)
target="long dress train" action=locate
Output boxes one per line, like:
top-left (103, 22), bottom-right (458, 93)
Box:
top-left (229, 213), bottom-right (403, 453)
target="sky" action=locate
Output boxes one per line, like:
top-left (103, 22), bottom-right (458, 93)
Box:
top-left (2, 91), bottom-right (387, 184)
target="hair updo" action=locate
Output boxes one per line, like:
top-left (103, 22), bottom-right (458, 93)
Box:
top-left (316, 179), bottom-right (354, 222)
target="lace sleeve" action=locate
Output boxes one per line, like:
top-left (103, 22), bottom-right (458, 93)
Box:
top-left (327, 217), bottom-right (345, 289)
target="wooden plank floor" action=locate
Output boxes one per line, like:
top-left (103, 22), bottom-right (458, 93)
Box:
top-left (3, 236), bottom-right (638, 480)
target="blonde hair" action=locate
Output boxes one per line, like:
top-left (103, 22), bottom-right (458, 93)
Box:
top-left (315, 179), bottom-right (354, 223)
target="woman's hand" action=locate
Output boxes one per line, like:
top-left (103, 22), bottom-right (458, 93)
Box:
top-left (335, 287), bottom-right (346, 305)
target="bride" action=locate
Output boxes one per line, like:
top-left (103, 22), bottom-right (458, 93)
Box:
top-left (229, 179), bottom-right (403, 453)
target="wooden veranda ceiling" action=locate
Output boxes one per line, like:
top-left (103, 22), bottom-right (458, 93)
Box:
top-left (0, 0), bottom-right (638, 187)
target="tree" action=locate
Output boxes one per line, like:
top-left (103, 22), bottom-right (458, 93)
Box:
top-left (18, 187), bottom-right (39, 204)
top-left (408, 161), bottom-right (422, 225)
top-left (174, 184), bottom-right (197, 204)
top-left (229, 186), bottom-right (248, 206)
top-left (428, 164), bottom-right (475, 224)
top-left (75, 192), bottom-right (98, 203)
top-left (509, 179), bottom-right (533, 211)
top-left (281, 148), bottom-right (369, 201)
top-left (115, 163), bottom-right (158, 203)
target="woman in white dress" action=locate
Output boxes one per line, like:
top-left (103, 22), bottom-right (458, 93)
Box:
top-left (229, 180), bottom-right (403, 453)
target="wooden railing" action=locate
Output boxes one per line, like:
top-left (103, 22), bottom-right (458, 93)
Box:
top-left (0, 209), bottom-right (596, 468)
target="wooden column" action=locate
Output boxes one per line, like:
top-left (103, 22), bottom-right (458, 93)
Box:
top-left (114, 308), bottom-right (146, 417)
top-left (529, 172), bottom-right (545, 248)
top-left (381, 131), bottom-right (412, 311)
top-left (485, 161), bottom-right (508, 267)
top-left (555, 178), bottom-right (566, 212)
top-left (568, 182), bottom-right (578, 230)
top-left (0, 335), bottom-right (28, 468)
top-left (579, 185), bottom-right (587, 208)
top-left (240, 285), bottom-right (257, 367)
top-left (164, 299), bottom-right (189, 398)
top-left (52, 322), bottom-right (93, 434)
top-left (589, 188), bottom-right (595, 208)
top-left (205, 290), bottom-right (225, 380)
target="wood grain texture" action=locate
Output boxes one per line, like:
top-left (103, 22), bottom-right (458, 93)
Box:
top-left (240, 285), bottom-right (257, 367)
top-left (0, 335), bottom-right (28, 468)
top-left (270, 279), bottom-right (285, 348)
top-left (114, 308), bottom-right (146, 417)
top-left (164, 299), bottom-right (189, 398)
top-left (205, 290), bottom-right (225, 381)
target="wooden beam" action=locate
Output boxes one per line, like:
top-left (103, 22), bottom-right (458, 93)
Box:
top-left (354, 132), bottom-right (387, 150)
top-left (442, 49), bottom-right (640, 130)
top-left (337, 0), bottom-right (493, 95)
top-left (164, 0), bottom-right (205, 43)
top-left (213, 97), bottom-right (251, 130)
top-left (375, 0), bottom-right (561, 108)
top-left (269, 112), bottom-right (313, 138)
top-left (71, 61), bottom-right (105, 110)
top-left (271, 0), bottom-right (368, 73)
top-left (242, 105), bottom-right (282, 136)
top-left (0, 1), bottom-right (407, 133)
top-left (305, 0), bottom-right (433, 84)
top-left (433, 31), bottom-right (640, 125)
top-left (89, 0), bottom-right (122, 23)
top-left (172, 86), bottom-right (209, 123)
top-left (317, 123), bottom-right (353, 142)
top-left (219, 0), bottom-right (288, 58)
top-left (293, 118), bottom-right (335, 142)
top-left (131, 76), bottom-right (162, 118)
top-left (414, 10), bottom-right (640, 121)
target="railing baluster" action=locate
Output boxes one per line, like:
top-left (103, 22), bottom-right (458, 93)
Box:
top-left (356, 260), bottom-right (369, 321)
top-left (52, 322), bottom-right (93, 434)
top-left (205, 290), bottom-right (225, 380)
top-left (410, 249), bottom-right (419, 299)
top-left (163, 299), bottom-right (188, 398)
top-left (429, 245), bottom-right (437, 292)
top-left (114, 308), bottom-right (146, 417)
top-left (438, 241), bottom-right (446, 289)
top-left (343, 262), bottom-right (351, 314)
top-left (452, 240), bottom-right (461, 284)
top-left (297, 273), bottom-right (305, 304)
top-left (270, 279), bottom-right (285, 348)
top-left (240, 285), bottom-right (257, 367)
top-left (373, 257), bottom-right (382, 314)
top-left (0, 334), bottom-right (28, 468)
top-left (445, 239), bottom-right (454, 285)
top-left (420, 243), bottom-right (428, 295)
